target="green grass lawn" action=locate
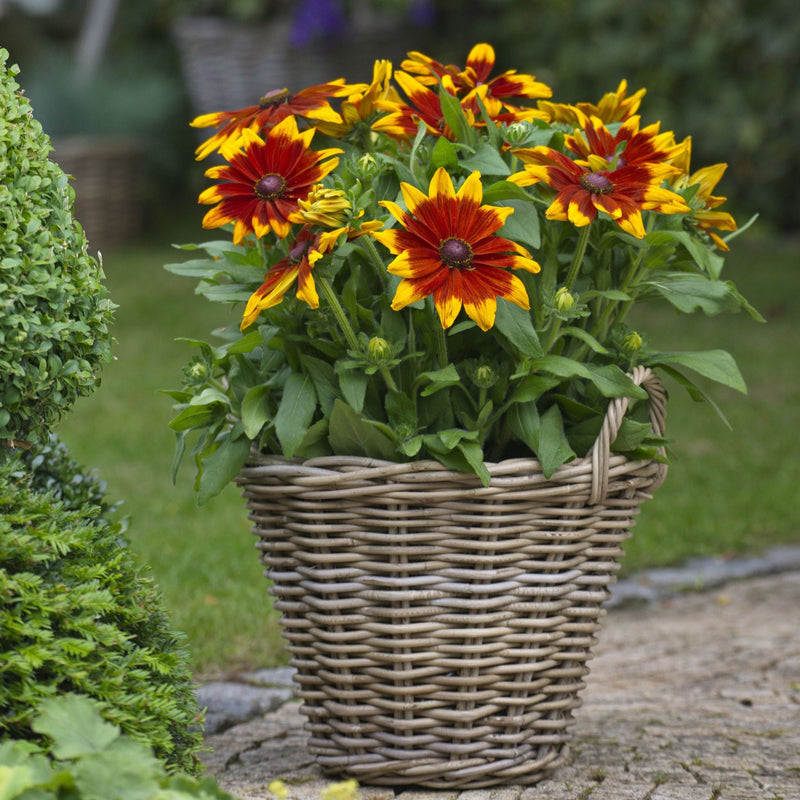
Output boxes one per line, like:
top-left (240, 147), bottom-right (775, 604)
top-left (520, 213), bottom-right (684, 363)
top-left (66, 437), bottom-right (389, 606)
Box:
top-left (57, 224), bottom-right (800, 676)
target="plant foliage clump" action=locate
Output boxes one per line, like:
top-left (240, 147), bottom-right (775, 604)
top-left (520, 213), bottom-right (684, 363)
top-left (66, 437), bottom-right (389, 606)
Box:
top-left (0, 452), bottom-right (203, 774)
top-left (0, 48), bottom-right (114, 444)
top-left (0, 694), bottom-right (231, 800)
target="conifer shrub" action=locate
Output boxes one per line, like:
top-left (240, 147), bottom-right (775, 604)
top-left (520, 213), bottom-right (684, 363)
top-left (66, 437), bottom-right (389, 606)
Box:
top-left (0, 47), bottom-right (114, 445)
top-left (0, 451), bottom-right (203, 775)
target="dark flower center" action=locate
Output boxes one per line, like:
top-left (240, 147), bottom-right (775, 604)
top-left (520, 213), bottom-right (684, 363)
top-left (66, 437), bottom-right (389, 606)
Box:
top-left (255, 173), bottom-right (286, 200)
top-left (289, 238), bottom-right (310, 262)
top-left (580, 171), bottom-right (615, 194)
top-left (259, 88), bottom-right (292, 108)
top-left (440, 237), bottom-right (474, 269)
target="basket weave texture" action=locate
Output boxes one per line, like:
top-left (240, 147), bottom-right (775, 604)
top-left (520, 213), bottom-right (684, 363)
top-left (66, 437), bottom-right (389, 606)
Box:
top-left (237, 367), bottom-right (667, 788)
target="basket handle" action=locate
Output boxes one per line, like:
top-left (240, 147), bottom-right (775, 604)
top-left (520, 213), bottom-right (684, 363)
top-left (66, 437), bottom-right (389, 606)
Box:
top-left (589, 365), bottom-right (667, 505)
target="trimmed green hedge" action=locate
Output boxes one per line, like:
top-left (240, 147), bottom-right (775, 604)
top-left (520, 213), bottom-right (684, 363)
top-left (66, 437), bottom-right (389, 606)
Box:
top-left (0, 448), bottom-right (203, 774)
top-left (0, 48), bottom-right (114, 444)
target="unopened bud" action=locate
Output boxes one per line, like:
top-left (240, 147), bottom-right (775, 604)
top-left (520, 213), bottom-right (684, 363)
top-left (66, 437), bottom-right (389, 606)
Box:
top-left (622, 331), bottom-right (643, 353)
top-left (356, 153), bottom-right (381, 180)
top-left (554, 287), bottom-right (575, 312)
top-left (189, 362), bottom-right (208, 379)
top-left (367, 336), bottom-right (392, 362)
top-left (504, 122), bottom-right (531, 145)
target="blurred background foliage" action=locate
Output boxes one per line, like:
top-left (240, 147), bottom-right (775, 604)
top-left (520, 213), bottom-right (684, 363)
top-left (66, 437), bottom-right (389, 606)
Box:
top-left (1, 0), bottom-right (797, 234)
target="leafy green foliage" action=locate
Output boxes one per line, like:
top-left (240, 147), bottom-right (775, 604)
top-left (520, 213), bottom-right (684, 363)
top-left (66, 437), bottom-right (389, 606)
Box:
top-left (0, 452), bottom-right (203, 774)
top-left (0, 694), bottom-right (233, 800)
top-left (0, 49), bottom-right (114, 444)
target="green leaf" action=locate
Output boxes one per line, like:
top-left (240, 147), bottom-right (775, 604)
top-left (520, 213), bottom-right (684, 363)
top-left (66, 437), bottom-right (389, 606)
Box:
top-left (645, 271), bottom-right (744, 315)
top-left (301, 354), bottom-right (338, 416)
top-left (482, 180), bottom-right (534, 203)
top-left (561, 326), bottom-right (609, 354)
top-left (241, 384), bottom-right (271, 438)
top-left (431, 136), bottom-right (459, 170)
top-left (275, 373), bottom-right (317, 457)
top-left (646, 349), bottom-right (747, 393)
top-left (336, 366), bottom-right (368, 412)
top-left (419, 363), bottom-right (461, 396)
top-left (197, 433), bottom-right (251, 505)
top-left (168, 401), bottom-right (226, 432)
top-left (538, 405), bottom-right (576, 478)
top-left (508, 401), bottom-right (540, 451)
top-left (531, 356), bottom-right (648, 398)
top-left (31, 694), bottom-right (119, 760)
top-left (494, 300), bottom-right (543, 358)
top-left (456, 440), bottom-right (491, 486)
top-left (293, 418), bottom-right (331, 458)
top-left (438, 85), bottom-right (474, 146)
top-left (73, 738), bottom-right (161, 800)
top-left (655, 364), bottom-right (732, 428)
top-left (509, 375), bottom-right (560, 404)
top-left (496, 199), bottom-right (540, 249)
top-left (328, 399), bottom-right (397, 460)
top-left (460, 142), bottom-right (511, 176)
top-left (666, 230), bottom-right (725, 279)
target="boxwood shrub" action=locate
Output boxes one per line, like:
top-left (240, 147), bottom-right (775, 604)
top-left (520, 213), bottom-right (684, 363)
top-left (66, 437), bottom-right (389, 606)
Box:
top-left (0, 448), bottom-right (203, 774)
top-left (0, 48), bottom-right (114, 444)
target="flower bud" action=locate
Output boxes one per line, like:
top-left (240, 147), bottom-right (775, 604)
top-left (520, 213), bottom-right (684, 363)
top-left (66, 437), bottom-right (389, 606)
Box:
top-left (622, 331), bottom-right (643, 353)
top-left (356, 153), bottom-right (381, 179)
top-left (504, 122), bottom-right (531, 146)
top-left (292, 185), bottom-right (351, 228)
top-left (367, 336), bottom-right (392, 362)
top-left (554, 286), bottom-right (575, 312)
top-left (189, 362), bottom-right (208, 380)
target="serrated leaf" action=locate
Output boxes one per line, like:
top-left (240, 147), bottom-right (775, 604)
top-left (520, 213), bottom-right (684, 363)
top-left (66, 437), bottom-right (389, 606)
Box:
top-left (532, 356), bottom-right (647, 398)
top-left (31, 694), bottom-right (119, 759)
top-left (646, 271), bottom-right (743, 315)
top-left (328, 400), bottom-right (397, 460)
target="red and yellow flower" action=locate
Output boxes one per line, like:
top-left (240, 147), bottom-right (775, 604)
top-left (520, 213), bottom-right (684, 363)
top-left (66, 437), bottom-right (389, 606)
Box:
top-left (191, 80), bottom-right (365, 159)
top-left (509, 147), bottom-right (689, 239)
top-left (372, 70), bottom-right (473, 140)
top-left (402, 43), bottom-right (552, 121)
top-left (372, 168), bottom-right (540, 331)
top-left (539, 79), bottom-right (646, 127)
top-left (198, 116), bottom-right (342, 244)
top-left (671, 137), bottom-right (737, 250)
top-left (314, 60), bottom-right (402, 138)
top-left (566, 116), bottom-right (687, 170)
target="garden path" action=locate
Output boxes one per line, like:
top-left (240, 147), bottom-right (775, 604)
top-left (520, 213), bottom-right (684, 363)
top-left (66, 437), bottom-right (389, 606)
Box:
top-left (199, 563), bottom-right (800, 800)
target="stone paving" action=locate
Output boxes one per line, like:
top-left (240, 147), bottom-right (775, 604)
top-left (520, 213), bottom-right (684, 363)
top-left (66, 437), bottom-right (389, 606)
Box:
top-left (199, 565), bottom-right (800, 800)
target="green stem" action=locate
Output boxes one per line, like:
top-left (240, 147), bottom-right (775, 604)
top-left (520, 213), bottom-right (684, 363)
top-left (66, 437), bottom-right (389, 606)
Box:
top-left (379, 365), bottom-right (398, 392)
top-left (545, 224), bottom-right (592, 353)
top-left (361, 235), bottom-right (389, 286)
top-left (435, 322), bottom-right (449, 369)
top-left (317, 277), bottom-right (360, 353)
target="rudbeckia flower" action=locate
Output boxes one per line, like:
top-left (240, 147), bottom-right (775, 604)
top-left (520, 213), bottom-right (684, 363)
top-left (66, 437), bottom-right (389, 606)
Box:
top-left (241, 227), bottom-right (323, 328)
top-left (672, 137), bottom-right (737, 250)
top-left (372, 71), bottom-right (471, 140)
top-left (199, 116), bottom-right (342, 243)
top-left (566, 117), bottom-right (687, 170)
top-left (191, 80), bottom-right (366, 159)
top-left (314, 60), bottom-right (403, 138)
top-left (372, 168), bottom-right (540, 331)
top-left (510, 147), bottom-right (689, 239)
top-left (402, 43), bottom-right (552, 120)
top-left (539, 79), bottom-right (646, 127)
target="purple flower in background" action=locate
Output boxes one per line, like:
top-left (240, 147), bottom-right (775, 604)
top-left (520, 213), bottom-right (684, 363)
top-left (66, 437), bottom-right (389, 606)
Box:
top-left (290, 0), bottom-right (350, 49)
top-left (409, 0), bottom-right (436, 27)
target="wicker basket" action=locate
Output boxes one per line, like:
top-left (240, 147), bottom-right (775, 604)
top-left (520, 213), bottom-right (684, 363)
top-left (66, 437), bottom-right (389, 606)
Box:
top-left (50, 137), bottom-right (142, 254)
top-left (237, 366), bottom-right (667, 788)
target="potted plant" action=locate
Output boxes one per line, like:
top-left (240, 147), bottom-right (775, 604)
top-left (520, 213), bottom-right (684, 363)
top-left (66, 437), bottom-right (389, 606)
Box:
top-left (165, 43), bottom-right (759, 787)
